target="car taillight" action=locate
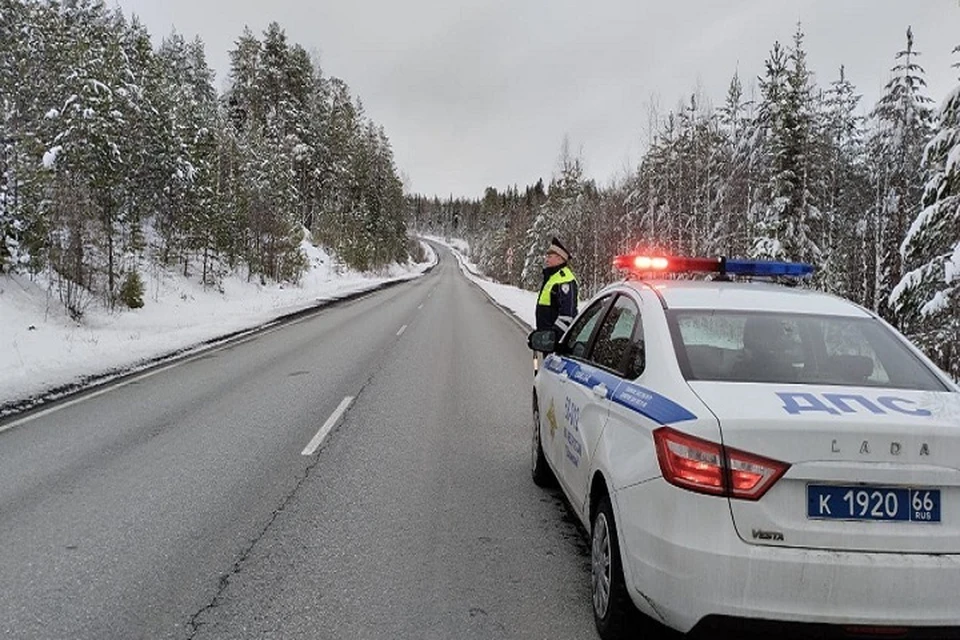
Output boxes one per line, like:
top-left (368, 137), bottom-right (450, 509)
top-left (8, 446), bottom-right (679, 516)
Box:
top-left (653, 427), bottom-right (726, 496)
top-left (653, 427), bottom-right (789, 501)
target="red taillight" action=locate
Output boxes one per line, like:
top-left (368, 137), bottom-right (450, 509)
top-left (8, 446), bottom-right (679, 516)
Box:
top-left (653, 427), bottom-right (789, 501)
top-left (653, 427), bottom-right (726, 496)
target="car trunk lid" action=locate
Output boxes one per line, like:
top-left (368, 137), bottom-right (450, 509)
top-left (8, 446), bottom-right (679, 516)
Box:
top-left (689, 382), bottom-right (960, 553)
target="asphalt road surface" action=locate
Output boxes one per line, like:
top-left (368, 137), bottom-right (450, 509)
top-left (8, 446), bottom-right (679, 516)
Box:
top-left (0, 246), bottom-right (602, 640)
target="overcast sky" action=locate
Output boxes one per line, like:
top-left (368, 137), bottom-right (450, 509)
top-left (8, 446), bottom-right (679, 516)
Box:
top-left (112, 0), bottom-right (960, 198)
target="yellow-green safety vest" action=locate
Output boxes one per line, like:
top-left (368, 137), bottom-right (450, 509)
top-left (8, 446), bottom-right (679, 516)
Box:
top-left (538, 267), bottom-right (577, 305)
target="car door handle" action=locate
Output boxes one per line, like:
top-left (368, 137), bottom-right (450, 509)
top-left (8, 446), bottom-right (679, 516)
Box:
top-left (592, 384), bottom-right (608, 399)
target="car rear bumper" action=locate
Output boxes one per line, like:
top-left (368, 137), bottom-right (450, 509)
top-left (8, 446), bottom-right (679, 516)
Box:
top-left (615, 479), bottom-right (960, 634)
top-left (690, 615), bottom-right (960, 639)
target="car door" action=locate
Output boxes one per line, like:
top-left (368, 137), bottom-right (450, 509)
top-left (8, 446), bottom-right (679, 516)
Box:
top-left (539, 295), bottom-right (612, 500)
top-left (560, 294), bottom-right (643, 511)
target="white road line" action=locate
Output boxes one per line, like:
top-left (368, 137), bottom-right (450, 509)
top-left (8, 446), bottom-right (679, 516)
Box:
top-left (0, 356), bottom-right (189, 434)
top-left (396, 324), bottom-right (407, 336)
top-left (0, 323), bottom-right (289, 434)
top-left (302, 396), bottom-right (354, 456)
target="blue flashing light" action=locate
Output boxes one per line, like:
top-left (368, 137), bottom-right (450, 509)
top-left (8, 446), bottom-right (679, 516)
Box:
top-left (723, 259), bottom-right (814, 277)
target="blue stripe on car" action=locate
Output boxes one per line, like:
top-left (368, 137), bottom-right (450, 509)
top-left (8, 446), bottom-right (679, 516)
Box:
top-left (545, 356), bottom-right (696, 424)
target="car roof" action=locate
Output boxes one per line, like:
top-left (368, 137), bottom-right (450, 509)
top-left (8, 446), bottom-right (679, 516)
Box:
top-left (612, 279), bottom-right (873, 318)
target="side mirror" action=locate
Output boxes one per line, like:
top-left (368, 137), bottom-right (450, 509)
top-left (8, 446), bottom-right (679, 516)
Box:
top-left (527, 329), bottom-right (558, 353)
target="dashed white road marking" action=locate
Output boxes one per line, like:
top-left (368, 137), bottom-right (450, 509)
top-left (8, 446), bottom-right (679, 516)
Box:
top-left (302, 396), bottom-right (355, 456)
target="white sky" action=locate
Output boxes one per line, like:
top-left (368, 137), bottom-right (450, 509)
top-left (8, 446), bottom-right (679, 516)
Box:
top-left (111, 0), bottom-right (960, 197)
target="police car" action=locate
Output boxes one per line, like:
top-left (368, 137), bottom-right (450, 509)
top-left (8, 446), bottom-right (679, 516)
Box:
top-left (527, 255), bottom-right (960, 639)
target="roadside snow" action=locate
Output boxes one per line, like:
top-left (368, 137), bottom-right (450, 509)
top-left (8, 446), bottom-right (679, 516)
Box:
top-left (1, 235), bottom-right (545, 416)
top-left (0, 241), bottom-right (436, 413)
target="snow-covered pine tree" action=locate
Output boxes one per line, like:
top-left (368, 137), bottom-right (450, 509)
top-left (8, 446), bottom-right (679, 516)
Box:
top-left (715, 71), bottom-right (753, 257)
top-left (153, 32), bottom-right (208, 274)
top-left (473, 187), bottom-right (510, 283)
top-left (0, 1), bottom-right (67, 275)
top-left (38, 0), bottom-right (141, 311)
top-left (751, 41), bottom-right (789, 261)
top-left (286, 44), bottom-right (322, 230)
top-left (891, 45), bottom-right (960, 380)
top-left (869, 27), bottom-right (935, 318)
top-left (181, 37), bottom-right (222, 285)
top-left (316, 78), bottom-right (361, 259)
top-left (751, 27), bottom-right (823, 269)
top-left (520, 137), bottom-right (585, 289)
top-left (370, 125), bottom-right (408, 266)
top-left (0, 0), bottom-right (28, 272)
top-left (822, 65), bottom-right (870, 301)
top-left (226, 27), bottom-right (262, 135)
top-left (260, 22), bottom-right (290, 138)
top-left (119, 16), bottom-right (163, 250)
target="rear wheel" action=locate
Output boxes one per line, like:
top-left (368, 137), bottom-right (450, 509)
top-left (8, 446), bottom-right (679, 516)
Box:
top-left (592, 495), bottom-right (638, 639)
top-left (531, 397), bottom-right (556, 487)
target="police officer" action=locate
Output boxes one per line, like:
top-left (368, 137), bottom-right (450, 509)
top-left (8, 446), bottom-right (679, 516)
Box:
top-left (536, 237), bottom-right (578, 337)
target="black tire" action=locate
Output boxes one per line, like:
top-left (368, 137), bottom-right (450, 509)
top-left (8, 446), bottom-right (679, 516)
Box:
top-left (592, 495), bottom-right (638, 639)
top-left (531, 397), bottom-right (556, 487)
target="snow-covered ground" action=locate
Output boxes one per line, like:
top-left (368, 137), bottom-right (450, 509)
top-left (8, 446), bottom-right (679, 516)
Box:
top-left (0, 241), bottom-right (441, 415)
top-left (1, 237), bottom-right (540, 417)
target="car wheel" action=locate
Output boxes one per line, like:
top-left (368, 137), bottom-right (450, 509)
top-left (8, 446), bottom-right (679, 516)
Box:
top-left (531, 397), bottom-right (556, 487)
top-left (592, 495), bottom-right (637, 639)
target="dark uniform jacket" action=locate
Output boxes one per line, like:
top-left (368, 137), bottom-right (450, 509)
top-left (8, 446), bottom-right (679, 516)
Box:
top-left (536, 264), bottom-right (578, 335)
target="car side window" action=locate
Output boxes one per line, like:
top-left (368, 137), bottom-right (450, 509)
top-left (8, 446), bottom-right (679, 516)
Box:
top-left (623, 315), bottom-right (646, 379)
top-left (590, 295), bottom-right (642, 375)
top-left (562, 296), bottom-right (610, 359)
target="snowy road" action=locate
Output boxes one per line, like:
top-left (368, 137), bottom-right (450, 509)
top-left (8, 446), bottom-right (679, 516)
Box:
top-left (0, 247), bottom-right (599, 639)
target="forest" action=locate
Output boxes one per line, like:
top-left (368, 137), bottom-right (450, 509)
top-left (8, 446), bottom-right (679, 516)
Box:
top-left (413, 25), bottom-right (960, 379)
top-left (1, 0), bottom-right (413, 318)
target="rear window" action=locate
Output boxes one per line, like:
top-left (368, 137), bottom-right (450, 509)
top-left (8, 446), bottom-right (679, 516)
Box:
top-left (668, 310), bottom-right (947, 391)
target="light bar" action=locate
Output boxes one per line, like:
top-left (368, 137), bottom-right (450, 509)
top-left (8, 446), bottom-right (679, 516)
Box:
top-left (724, 258), bottom-right (814, 277)
top-left (613, 254), bottom-right (814, 278)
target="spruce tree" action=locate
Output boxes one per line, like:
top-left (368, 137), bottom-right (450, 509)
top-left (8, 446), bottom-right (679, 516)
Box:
top-left (869, 27), bottom-right (935, 318)
top-left (892, 45), bottom-right (960, 379)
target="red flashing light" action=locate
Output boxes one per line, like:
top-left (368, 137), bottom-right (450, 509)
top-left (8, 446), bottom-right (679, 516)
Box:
top-left (653, 428), bottom-right (789, 501)
top-left (635, 256), bottom-right (669, 271)
top-left (613, 254), bottom-right (721, 276)
top-left (613, 253), bottom-right (815, 278)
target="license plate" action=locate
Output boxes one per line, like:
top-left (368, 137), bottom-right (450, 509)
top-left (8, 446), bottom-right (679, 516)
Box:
top-left (807, 485), bottom-right (941, 523)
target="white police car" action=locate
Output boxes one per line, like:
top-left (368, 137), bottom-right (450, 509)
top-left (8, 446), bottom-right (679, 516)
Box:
top-left (527, 255), bottom-right (960, 639)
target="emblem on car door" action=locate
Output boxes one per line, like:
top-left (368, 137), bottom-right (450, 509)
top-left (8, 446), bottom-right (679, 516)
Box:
top-left (546, 399), bottom-right (559, 439)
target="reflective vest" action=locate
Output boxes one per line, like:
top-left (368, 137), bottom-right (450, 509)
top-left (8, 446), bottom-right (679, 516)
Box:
top-left (537, 267), bottom-right (577, 306)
